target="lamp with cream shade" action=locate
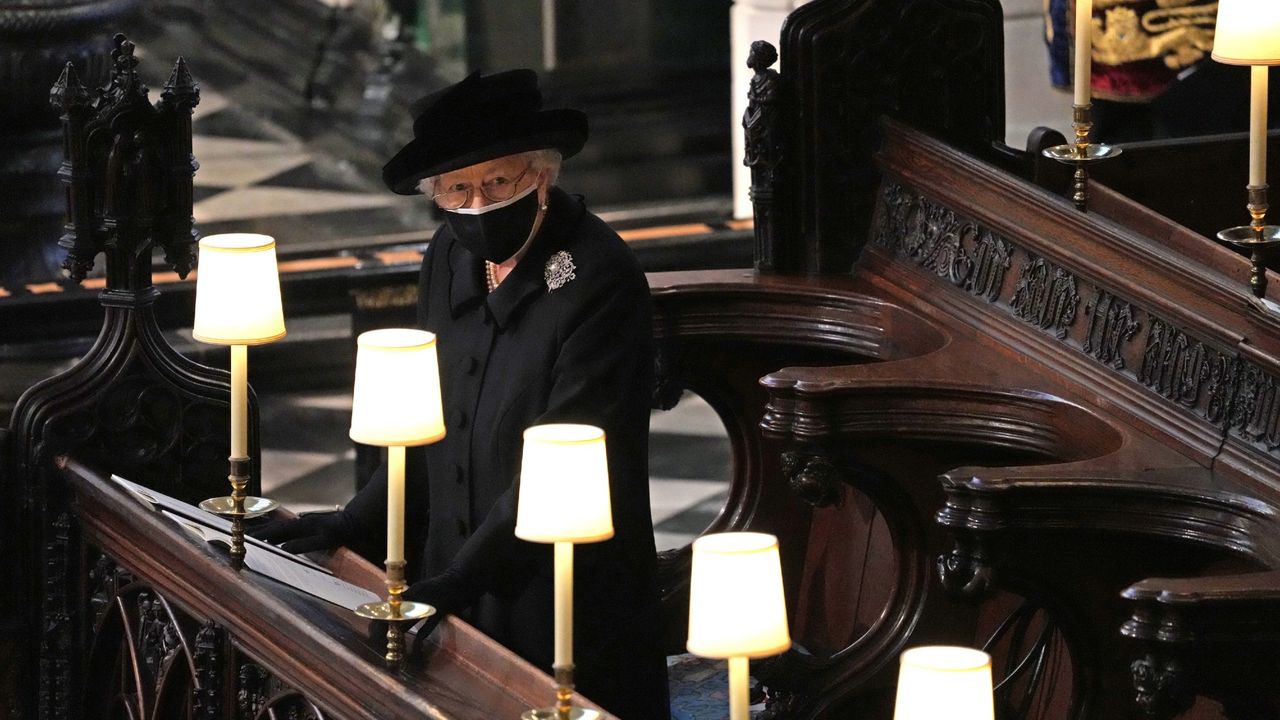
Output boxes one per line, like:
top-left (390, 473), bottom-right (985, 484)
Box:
top-left (1213, 0), bottom-right (1280, 298)
top-left (192, 233), bottom-right (287, 566)
top-left (687, 532), bottom-right (791, 720)
top-left (514, 423), bottom-right (614, 720)
top-left (348, 328), bottom-right (446, 665)
top-left (893, 646), bottom-right (995, 720)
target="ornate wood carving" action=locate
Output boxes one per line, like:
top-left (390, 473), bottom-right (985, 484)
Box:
top-left (781, 451), bottom-right (843, 508)
top-left (238, 663), bottom-right (271, 720)
top-left (192, 622), bottom-right (224, 720)
top-left (982, 595), bottom-right (1072, 718)
top-left (743, 40), bottom-right (786, 272)
top-left (937, 535), bottom-right (995, 600)
top-left (1129, 652), bottom-right (1193, 718)
top-left (1229, 362), bottom-right (1280, 450)
top-left (38, 512), bottom-right (73, 720)
top-left (872, 181), bottom-right (1012, 302)
top-left (51, 35), bottom-right (200, 281)
top-left (1084, 290), bottom-right (1140, 370)
top-left (78, 551), bottom-right (338, 720)
top-left (137, 591), bottom-right (182, 680)
top-left (868, 168), bottom-right (1277, 454)
top-left (1139, 319), bottom-right (1218, 414)
top-left (1010, 257), bottom-right (1080, 340)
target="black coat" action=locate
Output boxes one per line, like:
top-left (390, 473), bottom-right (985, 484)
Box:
top-left (346, 187), bottom-right (669, 719)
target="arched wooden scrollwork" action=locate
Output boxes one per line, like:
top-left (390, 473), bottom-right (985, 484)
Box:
top-left (238, 662), bottom-right (326, 720)
top-left (979, 593), bottom-right (1077, 720)
top-left (81, 553), bottom-right (330, 720)
top-left (83, 574), bottom-right (201, 719)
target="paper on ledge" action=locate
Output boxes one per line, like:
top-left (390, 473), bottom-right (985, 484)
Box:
top-left (110, 473), bottom-right (331, 574)
top-left (110, 474), bottom-right (379, 611)
top-left (165, 511), bottom-right (380, 611)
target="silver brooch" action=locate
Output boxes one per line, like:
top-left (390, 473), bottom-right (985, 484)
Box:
top-left (544, 250), bottom-right (576, 291)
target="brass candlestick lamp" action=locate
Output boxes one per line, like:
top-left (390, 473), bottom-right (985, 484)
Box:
top-left (1211, 0), bottom-right (1280, 299)
top-left (686, 532), bottom-right (791, 720)
top-left (893, 646), bottom-right (995, 720)
top-left (1042, 0), bottom-right (1121, 210)
top-left (514, 424), bottom-right (617, 720)
top-left (192, 234), bottom-right (287, 567)
top-left (348, 329), bottom-right (447, 667)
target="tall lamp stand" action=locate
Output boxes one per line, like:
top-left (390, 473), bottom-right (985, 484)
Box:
top-left (191, 235), bottom-right (286, 567)
top-left (347, 329), bottom-right (447, 668)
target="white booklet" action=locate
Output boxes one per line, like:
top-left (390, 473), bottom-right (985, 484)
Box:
top-left (111, 474), bottom-right (381, 612)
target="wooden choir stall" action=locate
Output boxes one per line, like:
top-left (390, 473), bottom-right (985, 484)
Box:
top-left (9, 0), bottom-right (1280, 718)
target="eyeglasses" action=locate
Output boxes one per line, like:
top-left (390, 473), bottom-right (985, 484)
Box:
top-left (431, 165), bottom-right (533, 210)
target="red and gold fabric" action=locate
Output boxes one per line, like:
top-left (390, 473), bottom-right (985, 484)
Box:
top-left (1048, 0), bottom-right (1217, 102)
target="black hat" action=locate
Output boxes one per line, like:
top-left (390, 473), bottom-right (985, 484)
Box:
top-left (382, 69), bottom-right (588, 195)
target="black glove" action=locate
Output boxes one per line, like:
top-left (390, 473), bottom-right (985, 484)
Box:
top-left (401, 570), bottom-right (476, 656)
top-left (252, 510), bottom-right (355, 554)
top-left (403, 570), bottom-right (471, 616)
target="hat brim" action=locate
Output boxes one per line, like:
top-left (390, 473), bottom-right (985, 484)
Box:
top-left (383, 108), bottom-right (587, 195)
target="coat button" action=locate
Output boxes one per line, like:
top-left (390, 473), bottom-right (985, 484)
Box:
top-left (456, 518), bottom-right (468, 536)
top-left (463, 356), bottom-right (478, 375)
top-left (451, 409), bottom-right (468, 429)
top-left (454, 464), bottom-right (465, 484)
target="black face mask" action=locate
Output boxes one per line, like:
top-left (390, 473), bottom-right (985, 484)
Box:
top-left (443, 185), bottom-right (542, 263)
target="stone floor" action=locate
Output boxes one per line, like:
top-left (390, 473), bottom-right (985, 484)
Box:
top-left (259, 388), bottom-right (731, 552)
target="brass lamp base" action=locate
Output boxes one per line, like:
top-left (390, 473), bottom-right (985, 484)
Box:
top-left (199, 495), bottom-right (279, 518)
top-left (354, 600), bottom-right (434, 668)
top-left (1041, 104), bottom-right (1122, 212)
top-left (1041, 142), bottom-right (1123, 163)
top-left (521, 708), bottom-right (600, 720)
top-left (202, 456), bottom-right (276, 568)
top-left (355, 559), bottom-right (435, 668)
top-left (1042, 141), bottom-right (1122, 211)
top-left (522, 663), bottom-right (594, 720)
top-left (353, 600), bottom-right (436, 622)
top-left (1218, 224), bottom-right (1280, 298)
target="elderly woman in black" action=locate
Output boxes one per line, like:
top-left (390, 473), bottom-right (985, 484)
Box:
top-left (263, 70), bottom-right (669, 719)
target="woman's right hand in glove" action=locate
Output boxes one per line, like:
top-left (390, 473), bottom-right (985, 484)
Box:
top-left (252, 510), bottom-right (355, 554)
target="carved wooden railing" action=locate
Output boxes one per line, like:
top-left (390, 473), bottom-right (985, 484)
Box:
top-left (58, 457), bottom-right (603, 720)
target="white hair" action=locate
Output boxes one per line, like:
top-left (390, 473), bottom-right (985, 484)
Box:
top-left (417, 149), bottom-right (563, 196)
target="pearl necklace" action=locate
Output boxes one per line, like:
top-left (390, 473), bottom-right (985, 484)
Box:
top-left (485, 261), bottom-right (500, 292)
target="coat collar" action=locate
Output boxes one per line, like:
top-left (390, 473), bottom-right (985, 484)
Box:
top-left (445, 187), bottom-right (585, 329)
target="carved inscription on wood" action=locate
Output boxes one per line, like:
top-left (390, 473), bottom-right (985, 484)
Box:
top-left (868, 180), bottom-right (1263, 440)
top-left (871, 178), bottom-right (1280, 459)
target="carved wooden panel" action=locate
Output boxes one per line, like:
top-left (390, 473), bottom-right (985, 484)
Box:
top-left (81, 552), bottom-right (329, 720)
top-left (869, 179), bottom-right (1260, 446)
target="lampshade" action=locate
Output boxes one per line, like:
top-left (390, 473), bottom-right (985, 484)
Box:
top-left (893, 646), bottom-right (995, 720)
top-left (1213, 0), bottom-right (1280, 65)
top-left (514, 424), bottom-right (614, 543)
top-left (348, 329), bottom-right (446, 446)
top-left (686, 532), bottom-right (791, 659)
top-left (192, 234), bottom-right (286, 345)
